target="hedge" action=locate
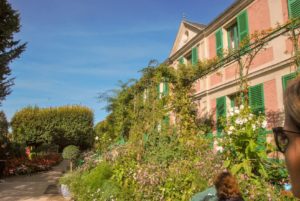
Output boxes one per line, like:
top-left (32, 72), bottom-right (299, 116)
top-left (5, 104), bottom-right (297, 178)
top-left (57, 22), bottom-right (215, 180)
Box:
top-left (11, 105), bottom-right (94, 149)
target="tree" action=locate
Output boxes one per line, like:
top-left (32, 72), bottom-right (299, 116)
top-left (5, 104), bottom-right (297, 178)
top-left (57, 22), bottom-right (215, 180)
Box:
top-left (0, 0), bottom-right (26, 104)
top-left (0, 111), bottom-right (8, 159)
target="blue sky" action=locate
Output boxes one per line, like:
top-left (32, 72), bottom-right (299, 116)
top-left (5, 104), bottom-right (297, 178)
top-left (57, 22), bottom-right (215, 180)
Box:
top-left (4, 0), bottom-right (235, 124)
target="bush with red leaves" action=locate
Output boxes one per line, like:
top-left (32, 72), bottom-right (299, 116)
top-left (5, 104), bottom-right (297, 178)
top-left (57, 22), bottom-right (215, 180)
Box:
top-left (3, 153), bottom-right (62, 176)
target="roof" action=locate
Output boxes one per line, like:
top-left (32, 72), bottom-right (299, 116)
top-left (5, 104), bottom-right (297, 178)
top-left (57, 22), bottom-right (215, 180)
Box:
top-left (183, 20), bottom-right (207, 31)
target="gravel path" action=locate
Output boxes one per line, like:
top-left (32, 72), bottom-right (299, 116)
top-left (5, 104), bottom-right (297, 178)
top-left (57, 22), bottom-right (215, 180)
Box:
top-left (0, 160), bottom-right (69, 201)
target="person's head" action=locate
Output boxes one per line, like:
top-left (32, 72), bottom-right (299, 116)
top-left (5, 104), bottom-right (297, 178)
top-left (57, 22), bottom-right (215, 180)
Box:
top-left (277, 76), bottom-right (300, 198)
top-left (214, 171), bottom-right (243, 200)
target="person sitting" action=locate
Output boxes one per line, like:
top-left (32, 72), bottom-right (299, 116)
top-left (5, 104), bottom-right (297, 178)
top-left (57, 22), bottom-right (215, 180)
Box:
top-left (191, 171), bottom-right (244, 201)
top-left (214, 171), bottom-right (244, 201)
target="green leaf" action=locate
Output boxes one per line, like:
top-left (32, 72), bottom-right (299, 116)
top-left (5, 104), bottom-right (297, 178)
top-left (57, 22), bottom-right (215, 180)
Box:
top-left (242, 160), bottom-right (252, 176)
top-left (223, 160), bottom-right (231, 168)
top-left (231, 163), bottom-right (243, 175)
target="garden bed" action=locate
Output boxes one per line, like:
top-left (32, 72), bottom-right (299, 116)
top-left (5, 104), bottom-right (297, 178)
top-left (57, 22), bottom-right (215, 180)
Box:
top-left (3, 153), bottom-right (62, 176)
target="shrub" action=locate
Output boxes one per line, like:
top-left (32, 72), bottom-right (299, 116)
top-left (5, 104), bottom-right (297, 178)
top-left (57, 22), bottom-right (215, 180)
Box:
top-left (219, 105), bottom-right (269, 179)
top-left (63, 145), bottom-right (80, 171)
top-left (11, 105), bottom-right (94, 149)
top-left (60, 162), bottom-right (119, 201)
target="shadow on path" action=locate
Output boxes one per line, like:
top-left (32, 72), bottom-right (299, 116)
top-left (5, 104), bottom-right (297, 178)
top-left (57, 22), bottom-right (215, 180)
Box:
top-left (0, 160), bottom-right (69, 201)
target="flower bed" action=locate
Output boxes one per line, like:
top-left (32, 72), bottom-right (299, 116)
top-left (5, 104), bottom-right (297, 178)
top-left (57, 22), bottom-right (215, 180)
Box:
top-left (3, 153), bottom-right (62, 176)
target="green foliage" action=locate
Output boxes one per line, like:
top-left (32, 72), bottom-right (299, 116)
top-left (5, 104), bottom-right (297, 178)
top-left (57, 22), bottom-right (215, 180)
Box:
top-left (62, 145), bottom-right (80, 161)
top-left (60, 162), bottom-right (123, 201)
top-left (219, 105), bottom-right (269, 178)
top-left (0, 0), bottom-right (26, 104)
top-left (94, 117), bottom-right (118, 152)
top-left (0, 111), bottom-right (9, 159)
top-left (11, 105), bottom-right (94, 149)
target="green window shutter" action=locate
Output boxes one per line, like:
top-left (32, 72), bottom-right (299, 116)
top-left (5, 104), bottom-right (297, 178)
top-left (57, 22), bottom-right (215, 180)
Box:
top-left (192, 47), bottom-right (198, 65)
top-left (178, 57), bottom-right (184, 65)
top-left (249, 84), bottom-right (265, 115)
top-left (157, 83), bottom-right (161, 98)
top-left (288, 0), bottom-right (300, 18)
top-left (282, 72), bottom-right (297, 91)
top-left (216, 96), bottom-right (226, 133)
top-left (206, 132), bottom-right (214, 149)
top-left (237, 10), bottom-right (249, 46)
top-left (163, 115), bottom-right (170, 126)
top-left (257, 129), bottom-right (266, 151)
top-left (163, 82), bottom-right (169, 96)
top-left (215, 28), bottom-right (223, 58)
top-left (143, 133), bottom-right (149, 142)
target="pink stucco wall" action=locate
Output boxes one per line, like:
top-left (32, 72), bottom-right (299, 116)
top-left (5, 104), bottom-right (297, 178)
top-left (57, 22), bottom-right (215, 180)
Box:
top-left (193, 79), bottom-right (201, 93)
top-left (250, 47), bottom-right (274, 69)
top-left (285, 38), bottom-right (300, 55)
top-left (208, 34), bottom-right (216, 59)
top-left (225, 62), bottom-right (238, 80)
top-left (210, 72), bottom-right (223, 87)
top-left (264, 79), bottom-right (279, 112)
top-left (248, 0), bottom-right (271, 34)
top-left (286, 38), bottom-right (293, 54)
top-left (264, 79), bottom-right (279, 130)
top-left (281, 0), bottom-right (289, 23)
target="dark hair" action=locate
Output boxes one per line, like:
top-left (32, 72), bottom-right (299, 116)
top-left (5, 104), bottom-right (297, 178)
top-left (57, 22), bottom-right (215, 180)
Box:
top-left (214, 171), bottom-right (244, 201)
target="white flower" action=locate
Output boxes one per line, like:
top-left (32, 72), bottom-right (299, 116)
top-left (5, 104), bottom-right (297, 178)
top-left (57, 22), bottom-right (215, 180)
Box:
top-left (234, 109), bottom-right (240, 114)
top-left (216, 146), bottom-right (224, 152)
top-left (235, 118), bottom-right (243, 125)
top-left (229, 111), bottom-right (234, 116)
top-left (252, 124), bottom-right (256, 130)
top-left (228, 130), bottom-right (232, 135)
top-left (229, 126), bottom-right (235, 131)
top-left (95, 136), bottom-right (99, 141)
top-left (239, 105), bottom-right (244, 110)
top-left (262, 120), bottom-right (267, 128)
top-left (229, 108), bottom-right (234, 112)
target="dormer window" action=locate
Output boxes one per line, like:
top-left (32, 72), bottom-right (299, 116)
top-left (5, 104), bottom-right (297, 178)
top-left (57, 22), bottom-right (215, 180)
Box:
top-left (183, 31), bottom-right (189, 43)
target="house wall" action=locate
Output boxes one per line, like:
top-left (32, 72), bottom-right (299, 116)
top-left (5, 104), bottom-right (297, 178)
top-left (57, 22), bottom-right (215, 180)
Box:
top-left (248, 0), bottom-right (272, 34)
top-left (170, 0), bottom-right (298, 130)
top-left (208, 34), bottom-right (216, 59)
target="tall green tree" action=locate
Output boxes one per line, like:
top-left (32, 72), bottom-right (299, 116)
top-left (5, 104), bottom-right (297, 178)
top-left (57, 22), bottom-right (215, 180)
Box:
top-left (0, 0), bottom-right (26, 104)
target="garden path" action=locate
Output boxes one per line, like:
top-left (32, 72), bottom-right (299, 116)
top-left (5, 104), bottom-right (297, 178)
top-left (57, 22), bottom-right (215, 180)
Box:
top-left (0, 160), bottom-right (69, 201)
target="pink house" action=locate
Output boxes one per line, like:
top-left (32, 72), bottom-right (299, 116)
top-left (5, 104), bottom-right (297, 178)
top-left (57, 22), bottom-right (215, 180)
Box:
top-left (167, 0), bottom-right (300, 140)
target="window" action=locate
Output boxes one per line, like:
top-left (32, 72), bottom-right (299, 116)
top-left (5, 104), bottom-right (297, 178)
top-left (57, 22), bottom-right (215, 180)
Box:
top-left (183, 31), bottom-right (189, 43)
top-left (157, 79), bottom-right (169, 98)
top-left (227, 23), bottom-right (239, 50)
top-left (185, 52), bottom-right (192, 65)
top-left (192, 46), bottom-right (198, 66)
top-left (229, 93), bottom-right (239, 108)
top-left (157, 83), bottom-right (162, 99)
top-left (163, 81), bottom-right (169, 96)
top-left (163, 115), bottom-right (170, 127)
top-left (216, 96), bottom-right (226, 133)
top-left (288, 0), bottom-right (300, 19)
top-left (223, 10), bottom-right (249, 52)
top-left (178, 57), bottom-right (184, 65)
top-left (282, 72), bottom-right (297, 91)
top-left (215, 28), bottom-right (223, 58)
top-left (143, 88), bottom-right (149, 102)
top-left (249, 84), bottom-right (265, 115)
